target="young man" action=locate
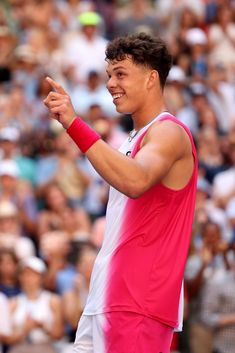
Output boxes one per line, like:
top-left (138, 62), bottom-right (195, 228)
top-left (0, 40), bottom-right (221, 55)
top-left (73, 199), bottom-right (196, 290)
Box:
top-left (44, 32), bottom-right (198, 353)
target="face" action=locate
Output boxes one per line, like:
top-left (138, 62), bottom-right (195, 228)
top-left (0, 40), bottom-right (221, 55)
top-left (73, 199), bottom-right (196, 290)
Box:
top-left (106, 56), bottom-right (156, 117)
top-left (0, 140), bottom-right (16, 155)
top-left (19, 267), bottom-right (42, 291)
top-left (0, 253), bottom-right (18, 278)
top-left (0, 174), bottom-right (17, 192)
top-left (82, 25), bottom-right (97, 39)
top-left (203, 223), bottom-right (221, 250)
top-left (46, 185), bottom-right (66, 210)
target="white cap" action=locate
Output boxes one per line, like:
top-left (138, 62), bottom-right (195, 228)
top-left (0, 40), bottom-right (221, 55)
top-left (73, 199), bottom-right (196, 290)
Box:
top-left (167, 66), bottom-right (186, 82)
top-left (20, 256), bottom-right (46, 274)
top-left (0, 127), bottom-right (20, 142)
top-left (0, 201), bottom-right (18, 218)
top-left (0, 159), bottom-right (19, 178)
top-left (185, 28), bottom-right (207, 46)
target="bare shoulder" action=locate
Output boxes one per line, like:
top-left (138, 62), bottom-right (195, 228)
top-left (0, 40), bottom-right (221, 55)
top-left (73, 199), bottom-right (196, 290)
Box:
top-left (143, 118), bottom-right (192, 158)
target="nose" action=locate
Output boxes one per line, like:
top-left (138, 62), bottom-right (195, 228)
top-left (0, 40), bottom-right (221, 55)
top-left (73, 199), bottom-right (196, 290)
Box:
top-left (106, 75), bottom-right (117, 91)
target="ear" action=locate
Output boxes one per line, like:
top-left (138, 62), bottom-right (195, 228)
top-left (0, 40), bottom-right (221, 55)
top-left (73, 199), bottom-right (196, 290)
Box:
top-left (147, 70), bottom-right (159, 89)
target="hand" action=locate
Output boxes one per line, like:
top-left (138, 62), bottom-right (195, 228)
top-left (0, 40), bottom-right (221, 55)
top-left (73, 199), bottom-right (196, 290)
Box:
top-left (43, 77), bottom-right (77, 129)
top-left (23, 317), bottom-right (39, 333)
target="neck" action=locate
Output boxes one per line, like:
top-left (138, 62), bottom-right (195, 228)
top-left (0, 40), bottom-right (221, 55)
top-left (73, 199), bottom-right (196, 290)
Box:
top-left (24, 288), bottom-right (41, 299)
top-left (1, 277), bottom-right (16, 286)
top-left (132, 104), bottom-right (167, 131)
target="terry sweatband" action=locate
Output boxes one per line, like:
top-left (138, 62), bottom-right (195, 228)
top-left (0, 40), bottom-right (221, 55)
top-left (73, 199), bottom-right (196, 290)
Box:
top-left (67, 117), bottom-right (101, 153)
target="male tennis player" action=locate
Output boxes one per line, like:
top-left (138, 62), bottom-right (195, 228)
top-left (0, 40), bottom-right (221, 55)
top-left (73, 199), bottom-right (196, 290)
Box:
top-left (44, 32), bottom-right (198, 353)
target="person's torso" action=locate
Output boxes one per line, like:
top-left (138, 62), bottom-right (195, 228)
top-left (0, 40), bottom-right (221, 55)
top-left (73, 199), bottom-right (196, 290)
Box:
top-left (12, 291), bottom-right (54, 343)
top-left (84, 112), bottom-right (198, 329)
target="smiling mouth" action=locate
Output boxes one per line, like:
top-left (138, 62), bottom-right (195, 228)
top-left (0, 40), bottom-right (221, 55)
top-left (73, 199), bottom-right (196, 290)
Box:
top-left (112, 93), bottom-right (124, 102)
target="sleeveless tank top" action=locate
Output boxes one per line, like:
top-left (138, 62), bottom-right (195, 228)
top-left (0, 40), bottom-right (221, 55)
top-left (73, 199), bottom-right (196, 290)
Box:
top-left (12, 290), bottom-right (54, 343)
top-left (83, 112), bottom-right (198, 330)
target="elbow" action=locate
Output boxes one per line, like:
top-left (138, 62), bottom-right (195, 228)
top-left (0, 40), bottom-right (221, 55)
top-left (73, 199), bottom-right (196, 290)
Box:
top-left (122, 182), bottom-right (147, 199)
top-left (116, 171), bottom-right (153, 199)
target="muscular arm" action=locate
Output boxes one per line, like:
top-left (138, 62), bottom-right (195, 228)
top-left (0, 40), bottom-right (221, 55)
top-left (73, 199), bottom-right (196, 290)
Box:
top-left (85, 121), bottom-right (189, 198)
top-left (44, 78), bottom-right (192, 198)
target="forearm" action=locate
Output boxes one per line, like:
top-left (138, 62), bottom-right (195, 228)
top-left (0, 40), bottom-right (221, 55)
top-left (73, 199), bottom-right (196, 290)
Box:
top-left (85, 140), bottom-right (151, 198)
top-left (66, 118), bottom-right (151, 197)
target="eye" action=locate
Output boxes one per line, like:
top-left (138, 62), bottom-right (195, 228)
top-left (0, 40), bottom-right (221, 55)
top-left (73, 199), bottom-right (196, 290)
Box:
top-left (117, 72), bottom-right (124, 78)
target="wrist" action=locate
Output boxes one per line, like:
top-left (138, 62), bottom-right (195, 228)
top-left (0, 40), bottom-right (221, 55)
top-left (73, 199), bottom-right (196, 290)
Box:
top-left (67, 116), bottom-right (101, 153)
top-left (62, 116), bottom-right (77, 130)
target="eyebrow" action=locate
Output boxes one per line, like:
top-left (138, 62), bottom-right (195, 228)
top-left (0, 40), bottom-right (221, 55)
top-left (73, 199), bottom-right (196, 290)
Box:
top-left (106, 66), bottom-right (127, 74)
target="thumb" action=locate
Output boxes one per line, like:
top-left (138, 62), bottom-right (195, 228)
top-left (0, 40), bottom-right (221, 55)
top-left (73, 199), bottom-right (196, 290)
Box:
top-left (46, 76), bottom-right (67, 94)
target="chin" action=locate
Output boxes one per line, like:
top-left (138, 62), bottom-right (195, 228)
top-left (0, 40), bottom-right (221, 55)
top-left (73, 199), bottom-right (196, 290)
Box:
top-left (115, 105), bottom-right (132, 114)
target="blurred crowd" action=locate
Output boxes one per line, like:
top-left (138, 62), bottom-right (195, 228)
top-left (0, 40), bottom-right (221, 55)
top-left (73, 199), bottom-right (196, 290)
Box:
top-left (0, 0), bottom-right (235, 353)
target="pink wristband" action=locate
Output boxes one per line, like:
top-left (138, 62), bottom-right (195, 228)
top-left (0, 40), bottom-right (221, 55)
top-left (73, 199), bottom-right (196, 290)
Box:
top-left (67, 117), bottom-right (101, 153)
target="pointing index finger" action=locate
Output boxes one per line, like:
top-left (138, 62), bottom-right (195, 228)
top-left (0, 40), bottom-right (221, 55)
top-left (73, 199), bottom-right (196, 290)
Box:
top-left (46, 76), bottom-right (67, 95)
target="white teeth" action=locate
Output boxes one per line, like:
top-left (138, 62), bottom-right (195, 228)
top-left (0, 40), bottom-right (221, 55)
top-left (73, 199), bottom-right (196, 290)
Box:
top-left (113, 93), bottom-right (123, 99)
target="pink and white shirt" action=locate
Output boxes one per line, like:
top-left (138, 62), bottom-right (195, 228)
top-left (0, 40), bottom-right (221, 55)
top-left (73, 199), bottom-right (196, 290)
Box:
top-left (83, 112), bottom-right (198, 330)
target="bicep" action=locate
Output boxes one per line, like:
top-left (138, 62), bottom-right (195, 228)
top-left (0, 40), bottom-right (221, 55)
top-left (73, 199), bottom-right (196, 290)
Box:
top-left (134, 122), bottom-right (185, 187)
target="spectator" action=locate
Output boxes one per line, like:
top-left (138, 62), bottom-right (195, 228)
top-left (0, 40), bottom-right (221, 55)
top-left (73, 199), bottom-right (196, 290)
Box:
top-left (207, 62), bottom-right (235, 133)
top-left (61, 11), bottom-right (108, 84)
top-left (62, 243), bottom-right (98, 352)
top-left (40, 230), bottom-right (76, 294)
top-left (155, 1), bottom-right (205, 39)
top-left (35, 130), bottom-right (90, 207)
top-left (0, 84), bottom-right (34, 132)
top-left (0, 159), bottom-right (38, 237)
top-left (11, 45), bottom-right (41, 101)
top-left (185, 221), bottom-right (231, 353)
top-left (197, 126), bottom-right (226, 183)
top-left (200, 257), bottom-right (235, 353)
top-left (185, 27), bottom-right (208, 79)
top-left (70, 70), bottom-right (119, 119)
top-left (0, 200), bottom-right (36, 260)
top-left (177, 82), bottom-right (209, 137)
top-left (56, 0), bottom-right (95, 32)
top-left (113, 0), bottom-right (162, 38)
top-left (8, 256), bottom-right (64, 353)
top-left (208, 3), bottom-right (235, 79)
top-left (0, 126), bottom-right (36, 185)
top-left (37, 181), bottom-right (91, 240)
top-left (164, 65), bottom-right (188, 116)
top-left (0, 248), bottom-right (20, 298)
top-left (63, 243), bottom-right (98, 330)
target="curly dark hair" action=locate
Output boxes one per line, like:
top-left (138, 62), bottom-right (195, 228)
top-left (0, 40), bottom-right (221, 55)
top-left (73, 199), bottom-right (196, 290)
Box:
top-left (105, 32), bottom-right (172, 89)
